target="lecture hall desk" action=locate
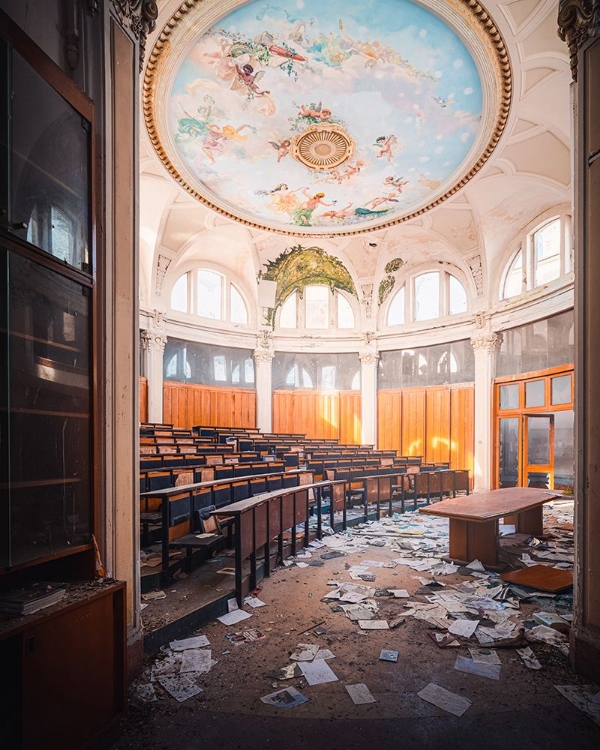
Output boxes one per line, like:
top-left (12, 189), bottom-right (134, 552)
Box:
top-left (419, 487), bottom-right (562, 568)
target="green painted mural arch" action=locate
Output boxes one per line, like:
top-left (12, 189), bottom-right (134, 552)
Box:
top-left (259, 245), bottom-right (356, 326)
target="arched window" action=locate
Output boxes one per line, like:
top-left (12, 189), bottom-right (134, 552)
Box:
top-left (500, 216), bottom-right (571, 301)
top-left (386, 270), bottom-right (468, 326)
top-left (276, 285), bottom-right (356, 330)
top-left (169, 268), bottom-right (249, 325)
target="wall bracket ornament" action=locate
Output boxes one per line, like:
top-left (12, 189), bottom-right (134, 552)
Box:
top-left (111, 0), bottom-right (158, 70)
top-left (558, 0), bottom-right (600, 80)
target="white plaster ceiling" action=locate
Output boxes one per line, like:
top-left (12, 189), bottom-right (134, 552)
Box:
top-left (140, 0), bottom-right (571, 318)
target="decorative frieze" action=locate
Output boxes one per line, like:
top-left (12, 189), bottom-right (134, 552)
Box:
top-left (155, 254), bottom-right (172, 298)
top-left (467, 254), bottom-right (484, 297)
top-left (361, 283), bottom-right (374, 319)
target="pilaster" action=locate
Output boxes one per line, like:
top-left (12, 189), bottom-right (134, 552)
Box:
top-left (470, 332), bottom-right (501, 491)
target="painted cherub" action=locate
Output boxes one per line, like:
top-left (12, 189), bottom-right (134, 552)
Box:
top-left (384, 175), bottom-right (409, 192)
top-left (298, 102), bottom-right (333, 121)
top-left (293, 189), bottom-right (335, 226)
top-left (269, 139), bottom-right (291, 162)
top-left (321, 202), bottom-right (354, 220)
top-left (369, 191), bottom-right (400, 209)
top-left (234, 63), bottom-right (270, 97)
top-left (375, 134), bottom-right (399, 162)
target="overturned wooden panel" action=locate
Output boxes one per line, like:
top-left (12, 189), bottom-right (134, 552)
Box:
top-left (501, 565), bottom-right (573, 592)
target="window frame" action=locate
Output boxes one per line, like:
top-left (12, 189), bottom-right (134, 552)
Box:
top-left (275, 285), bottom-right (358, 332)
top-left (168, 266), bottom-right (251, 327)
top-left (385, 268), bottom-right (469, 328)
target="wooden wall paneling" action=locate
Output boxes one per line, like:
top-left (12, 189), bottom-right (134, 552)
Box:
top-left (450, 385), bottom-right (475, 480)
top-left (340, 391), bottom-right (362, 445)
top-left (377, 391), bottom-right (401, 451)
top-left (425, 388), bottom-right (451, 464)
top-left (162, 383), bottom-right (256, 429)
top-left (139, 377), bottom-right (148, 424)
top-left (401, 389), bottom-right (426, 457)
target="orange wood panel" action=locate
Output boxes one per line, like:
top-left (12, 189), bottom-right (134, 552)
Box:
top-left (139, 377), bottom-right (148, 423)
top-left (377, 391), bottom-right (402, 451)
top-left (425, 388), bottom-right (451, 464)
top-left (162, 382), bottom-right (256, 429)
top-left (401, 389), bottom-right (426, 457)
top-left (339, 391), bottom-right (362, 445)
top-left (450, 385), bottom-right (475, 483)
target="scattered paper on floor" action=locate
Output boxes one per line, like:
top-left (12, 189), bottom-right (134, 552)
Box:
top-left (298, 658), bottom-right (338, 685)
top-left (261, 686), bottom-right (308, 708)
top-left (417, 683), bottom-right (472, 717)
top-left (346, 683), bottom-right (376, 704)
top-left (217, 609), bottom-right (252, 626)
top-left (454, 655), bottom-right (500, 680)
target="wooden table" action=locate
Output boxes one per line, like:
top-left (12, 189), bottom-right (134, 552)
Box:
top-left (419, 487), bottom-right (562, 567)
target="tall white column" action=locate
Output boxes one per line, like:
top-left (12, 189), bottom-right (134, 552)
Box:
top-left (359, 340), bottom-right (379, 447)
top-left (470, 333), bottom-right (501, 492)
top-left (141, 329), bottom-right (167, 424)
top-left (253, 346), bottom-right (274, 433)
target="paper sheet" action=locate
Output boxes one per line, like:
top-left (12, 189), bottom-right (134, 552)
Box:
top-left (516, 647), bottom-right (542, 670)
top-left (468, 648), bottom-right (501, 665)
top-left (169, 635), bottom-right (210, 651)
top-left (346, 683), bottom-right (376, 704)
top-left (261, 686), bottom-right (308, 708)
top-left (217, 609), bottom-right (252, 626)
top-left (244, 596), bottom-right (266, 608)
top-left (448, 619), bottom-right (479, 638)
top-left (290, 644), bottom-right (320, 662)
top-left (180, 649), bottom-right (214, 675)
top-left (157, 675), bottom-right (203, 703)
top-left (454, 655), bottom-right (501, 680)
top-left (417, 683), bottom-right (472, 717)
top-left (298, 658), bottom-right (339, 685)
top-left (358, 619), bottom-right (389, 630)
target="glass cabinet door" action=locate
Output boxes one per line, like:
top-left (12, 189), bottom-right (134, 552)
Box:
top-left (524, 414), bottom-right (554, 489)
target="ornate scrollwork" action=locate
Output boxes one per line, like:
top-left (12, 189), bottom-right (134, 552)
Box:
top-left (112, 0), bottom-right (158, 70)
top-left (558, 1), bottom-right (600, 80)
top-left (141, 329), bottom-right (167, 351)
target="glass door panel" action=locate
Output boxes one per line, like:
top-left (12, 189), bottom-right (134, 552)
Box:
top-left (524, 414), bottom-right (554, 489)
top-left (499, 417), bottom-right (519, 488)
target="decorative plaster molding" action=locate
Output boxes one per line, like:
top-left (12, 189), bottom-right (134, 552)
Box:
top-left (254, 348), bottom-right (274, 364)
top-left (155, 254), bottom-right (172, 298)
top-left (470, 332), bottom-right (502, 353)
top-left (143, 0), bottom-right (512, 237)
top-left (361, 283), bottom-right (374, 319)
top-left (151, 308), bottom-right (167, 328)
top-left (467, 254), bottom-right (484, 297)
top-left (359, 333), bottom-right (379, 365)
top-left (141, 329), bottom-right (168, 351)
top-left (558, 0), bottom-right (600, 81)
top-left (111, 0), bottom-right (158, 70)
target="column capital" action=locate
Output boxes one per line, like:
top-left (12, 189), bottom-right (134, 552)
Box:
top-left (470, 332), bottom-right (502, 354)
top-left (253, 348), bottom-right (274, 365)
top-left (359, 332), bottom-right (379, 365)
top-left (141, 329), bottom-right (167, 352)
top-left (558, 0), bottom-right (600, 81)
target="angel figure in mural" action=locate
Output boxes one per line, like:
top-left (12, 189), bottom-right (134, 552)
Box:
top-left (255, 182), bottom-right (290, 197)
top-left (201, 123), bottom-right (254, 163)
top-left (338, 19), bottom-right (383, 68)
top-left (374, 134), bottom-right (399, 162)
top-left (354, 192), bottom-right (399, 217)
top-left (297, 102), bottom-right (333, 121)
top-left (320, 202), bottom-right (355, 220)
top-left (269, 138), bottom-right (291, 162)
top-left (234, 63), bottom-right (271, 97)
top-left (323, 160), bottom-right (365, 184)
top-left (293, 189), bottom-right (335, 227)
top-left (384, 175), bottom-right (409, 192)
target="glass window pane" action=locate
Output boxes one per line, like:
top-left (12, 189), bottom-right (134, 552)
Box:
top-left (449, 275), bottom-right (467, 315)
top-left (554, 410), bottom-right (574, 492)
top-left (337, 294), bottom-right (354, 328)
top-left (499, 417), bottom-right (519, 488)
top-left (414, 272), bottom-right (439, 321)
top-left (534, 219), bottom-right (561, 286)
top-left (11, 52), bottom-right (89, 270)
top-left (197, 270), bottom-right (221, 319)
top-left (387, 287), bottom-right (405, 326)
top-left (244, 358), bottom-right (254, 384)
top-left (214, 355), bottom-right (226, 381)
top-left (321, 366), bottom-right (335, 389)
top-left (551, 375), bottom-right (572, 405)
top-left (503, 251), bottom-right (523, 299)
top-left (171, 274), bottom-right (188, 312)
top-left (7, 250), bottom-right (91, 565)
top-left (525, 380), bottom-right (545, 407)
top-left (527, 416), bottom-right (551, 465)
top-left (500, 384), bottom-right (519, 410)
top-left (279, 293), bottom-right (296, 328)
top-left (231, 364), bottom-right (240, 384)
top-left (305, 285), bottom-right (329, 328)
top-left (230, 284), bottom-right (248, 324)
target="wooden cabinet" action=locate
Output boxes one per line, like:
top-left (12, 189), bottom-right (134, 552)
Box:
top-left (0, 582), bottom-right (126, 750)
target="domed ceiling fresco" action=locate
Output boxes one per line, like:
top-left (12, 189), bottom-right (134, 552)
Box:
top-left (145, 0), bottom-right (511, 236)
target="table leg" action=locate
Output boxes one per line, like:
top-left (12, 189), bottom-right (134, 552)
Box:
top-left (448, 518), bottom-right (499, 567)
top-left (504, 506), bottom-right (544, 537)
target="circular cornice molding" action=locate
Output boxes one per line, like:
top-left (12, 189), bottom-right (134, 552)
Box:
top-left (143, 0), bottom-right (512, 237)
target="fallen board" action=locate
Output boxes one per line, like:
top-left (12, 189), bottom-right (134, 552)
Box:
top-left (500, 564), bottom-right (573, 592)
